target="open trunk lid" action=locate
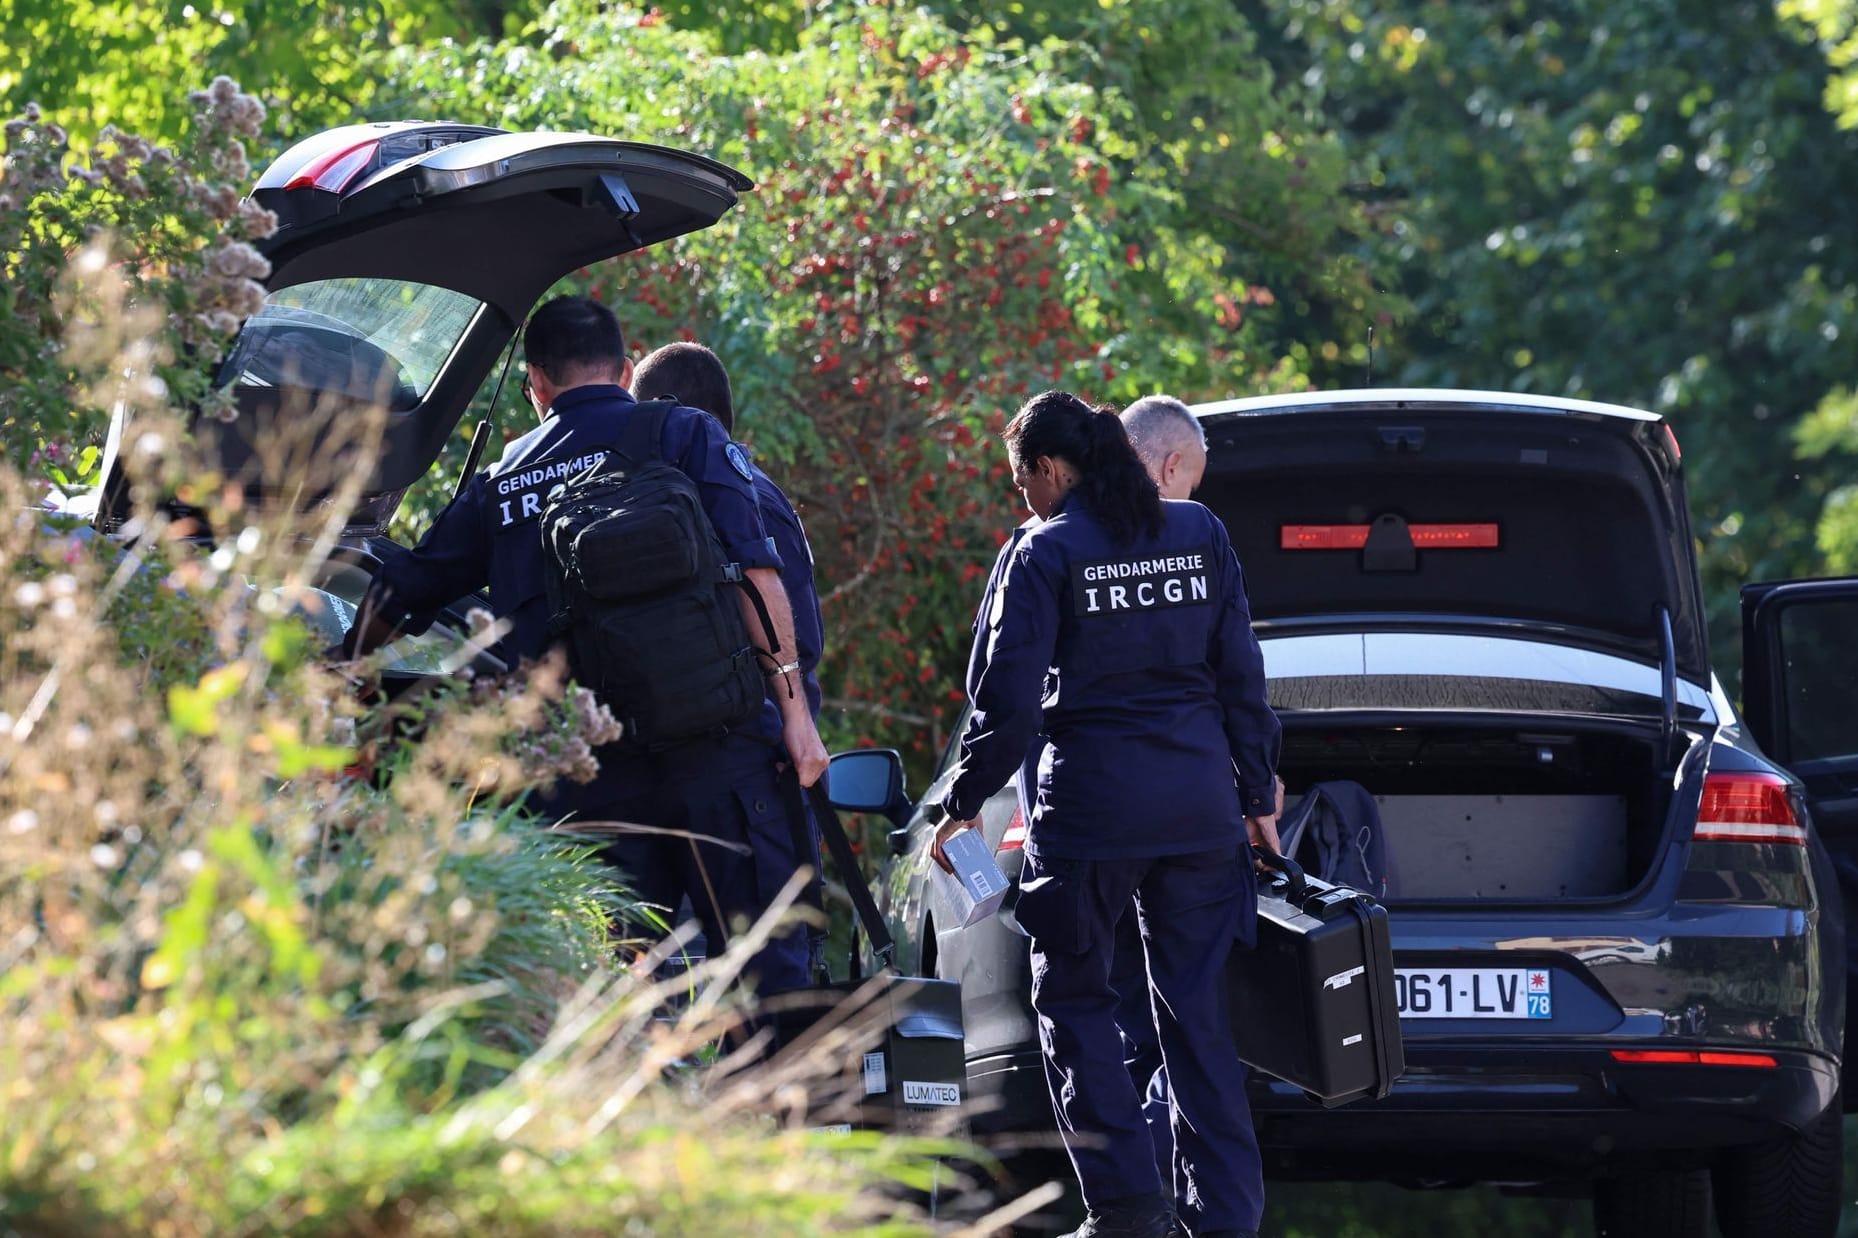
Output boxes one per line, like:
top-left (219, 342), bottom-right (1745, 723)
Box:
top-left (95, 122), bottom-right (753, 535)
top-left (1192, 389), bottom-right (1710, 691)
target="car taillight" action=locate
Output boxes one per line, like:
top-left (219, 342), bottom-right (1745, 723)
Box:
top-left (284, 140), bottom-right (380, 193)
top-left (1694, 772), bottom-right (1806, 845)
top-left (998, 807), bottom-right (1026, 852)
top-left (1280, 523), bottom-right (1500, 550)
top-left (1610, 1049), bottom-right (1778, 1068)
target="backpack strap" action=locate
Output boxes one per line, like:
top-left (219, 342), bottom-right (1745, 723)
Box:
top-left (807, 782), bottom-right (897, 977)
top-left (614, 398), bottom-right (675, 468)
top-left (777, 769), bottom-right (830, 986)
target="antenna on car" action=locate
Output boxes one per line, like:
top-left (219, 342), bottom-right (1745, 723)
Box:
top-left (1365, 325), bottom-right (1375, 387)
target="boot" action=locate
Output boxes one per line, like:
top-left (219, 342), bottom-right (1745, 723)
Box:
top-left (1060, 1193), bottom-right (1178, 1238)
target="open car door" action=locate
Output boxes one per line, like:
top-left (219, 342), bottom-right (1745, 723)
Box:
top-left (1743, 576), bottom-right (1858, 833)
top-left (1744, 575), bottom-right (1858, 1103)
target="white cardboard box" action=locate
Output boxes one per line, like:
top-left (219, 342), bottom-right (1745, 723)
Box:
top-left (931, 825), bottom-right (1010, 926)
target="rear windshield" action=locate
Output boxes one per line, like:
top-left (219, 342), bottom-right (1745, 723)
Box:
top-left (219, 278), bottom-right (481, 410)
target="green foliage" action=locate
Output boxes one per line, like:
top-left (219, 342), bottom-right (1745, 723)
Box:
top-left (0, 0), bottom-right (539, 147)
top-left (1783, 0), bottom-right (1858, 128)
top-left (379, 0), bottom-right (1366, 777)
top-left (1255, 0), bottom-right (1858, 682)
top-left (0, 456), bottom-right (944, 1234)
top-left (0, 80), bottom-right (276, 486)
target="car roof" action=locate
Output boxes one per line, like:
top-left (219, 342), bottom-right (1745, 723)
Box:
top-left (1191, 387), bottom-right (1663, 424)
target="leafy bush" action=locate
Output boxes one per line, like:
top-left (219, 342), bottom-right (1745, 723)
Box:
top-left (0, 112), bottom-right (971, 1228)
top-left (378, 3), bottom-right (1337, 776)
top-left (0, 450), bottom-right (963, 1234)
top-left (0, 79), bottom-right (276, 490)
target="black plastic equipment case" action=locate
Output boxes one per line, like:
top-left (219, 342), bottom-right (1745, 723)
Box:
top-left (769, 974), bottom-right (966, 1133)
top-left (1228, 848), bottom-right (1404, 1108)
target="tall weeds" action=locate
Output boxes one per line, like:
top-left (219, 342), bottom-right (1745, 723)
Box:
top-left (0, 85), bottom-right (978, 1236)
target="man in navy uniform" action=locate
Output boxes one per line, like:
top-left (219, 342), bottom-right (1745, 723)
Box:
top-left (936, 392), bottom-right (1279, 1238)
top-left (632, 341), bottom-right (824, 721)
top-left (342, 296), bottom-right (827, 994)
top-left (632, 339), bottom-right (828, 976)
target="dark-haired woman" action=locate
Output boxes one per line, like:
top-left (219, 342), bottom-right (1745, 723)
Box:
top-left (933, 390), bottom-right (1281, 1238)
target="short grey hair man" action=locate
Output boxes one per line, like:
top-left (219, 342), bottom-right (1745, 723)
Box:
top-left (1121, 394), bottom-right (1207, 500)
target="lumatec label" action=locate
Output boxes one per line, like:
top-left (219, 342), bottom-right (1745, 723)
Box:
top-left (1072, 548), bottom-right (1213, 616)
top-left (902, 1080), bottom-right (961, 1108)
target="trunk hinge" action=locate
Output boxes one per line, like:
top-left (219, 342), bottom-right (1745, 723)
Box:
top-left (454, 333), bottom-right (521, 500)
top-left (1657, 605), bottom-right (1680, 763)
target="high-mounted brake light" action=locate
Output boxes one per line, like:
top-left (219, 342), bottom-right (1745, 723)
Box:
top-left (1610, 1049), bottom-right (1778, 1068)
top-left (284, 139), bottom-right (380, 193)
top-left (998, 806), bottom-right (1027, 853)
top-left (1694, 771), bottom-right (1806, 845)
top-left (1280, 523), bottom-right (1500, 550)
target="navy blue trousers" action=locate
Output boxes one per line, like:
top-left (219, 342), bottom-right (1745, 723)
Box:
top-left (1109, 909), bottom-right (1174, 1181)
top-left (1019, 846), bottom-right (1263, 1235)
top-left (589, 734), bottom-right (816, 995)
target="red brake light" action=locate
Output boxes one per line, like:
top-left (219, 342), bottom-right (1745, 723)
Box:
top-left (1280, 523), bottom-right (1499, 550)
top-left (1610, 1049), bottom-right (1778, 1068)
top-left (284, 140), bottom-right (380, 193)
top-left (1663, 423), bottom-right (1682, 463)
top-left (1695, 772), bottom-right (1805, 845)
top-left (997, 807), bottom-right (1026, 852)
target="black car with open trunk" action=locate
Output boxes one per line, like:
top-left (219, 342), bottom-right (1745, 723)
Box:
top-left (847, 387), bottom-right (1858, 1238)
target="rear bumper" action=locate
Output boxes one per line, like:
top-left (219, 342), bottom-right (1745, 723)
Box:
top-left (965, 1044), bottom-right (1839, 1180)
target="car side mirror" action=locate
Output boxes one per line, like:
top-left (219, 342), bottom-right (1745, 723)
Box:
top-left (826, 748), bottom-right (911, 830)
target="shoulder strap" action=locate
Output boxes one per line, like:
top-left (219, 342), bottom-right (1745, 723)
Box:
top-left (776, 770), bottom-right (828, 986)
top-left (614, 398), bottom-right (675, 467)
top-left (806, 781), bottom-right (897, 977)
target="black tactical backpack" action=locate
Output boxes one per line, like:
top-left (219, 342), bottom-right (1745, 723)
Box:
top-left (539, 401), bottom-right (769, 748)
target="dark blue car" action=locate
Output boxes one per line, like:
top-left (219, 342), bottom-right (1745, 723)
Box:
top-left (840, 388), bottom-right (1857, 1238)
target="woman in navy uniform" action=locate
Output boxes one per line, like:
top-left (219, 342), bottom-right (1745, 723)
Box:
top-left (934, 391), bottom-right (1281, 1238)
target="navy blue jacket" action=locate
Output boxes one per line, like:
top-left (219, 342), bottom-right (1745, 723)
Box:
top-left (364, 383), bottom-right (785, 743)
top-left (943, 495), bottom-right (1279, 860)
top-left (752, 463), bottom-right (824, 720)
top-left (972, 518), bottom-right (1041, 826)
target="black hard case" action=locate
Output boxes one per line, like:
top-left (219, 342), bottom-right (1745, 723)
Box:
top-left (1227, 851), bottom-right (1404, 1108)
top-left (768, 974), bottom-right (966, 1133)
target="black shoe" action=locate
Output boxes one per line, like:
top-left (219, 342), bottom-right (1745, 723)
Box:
top-left (1060, 1193), bottom-right (1178, 1238)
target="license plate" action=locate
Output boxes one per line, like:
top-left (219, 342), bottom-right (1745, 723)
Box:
top-left (1394, 967), bottom-right (1552, 1020)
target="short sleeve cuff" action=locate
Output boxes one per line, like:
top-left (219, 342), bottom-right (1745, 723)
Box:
top-left (726, 534), bottom-right (783, 573)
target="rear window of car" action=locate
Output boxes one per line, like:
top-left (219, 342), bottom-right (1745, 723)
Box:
top-left (220, 278), bottom-right (481, 409)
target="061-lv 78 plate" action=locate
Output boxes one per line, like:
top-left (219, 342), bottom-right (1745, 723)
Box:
top-left (1394, 967), bottom-right (1552, 1019)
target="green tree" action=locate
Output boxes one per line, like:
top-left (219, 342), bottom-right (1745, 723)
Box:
top-left (634, 0), bottom-right (1406, 389)
top-left (0, 0), bottom-right (538, 146)
top-left (1250, 0), bottom-right (1858, 683)
top-left (379, 1), bottom-right (1363, 772)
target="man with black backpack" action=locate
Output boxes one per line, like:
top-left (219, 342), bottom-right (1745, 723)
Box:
top-left (631, 341), bottom-right (824, 722)
top-left (341, 296), bottom-right (827, 995)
